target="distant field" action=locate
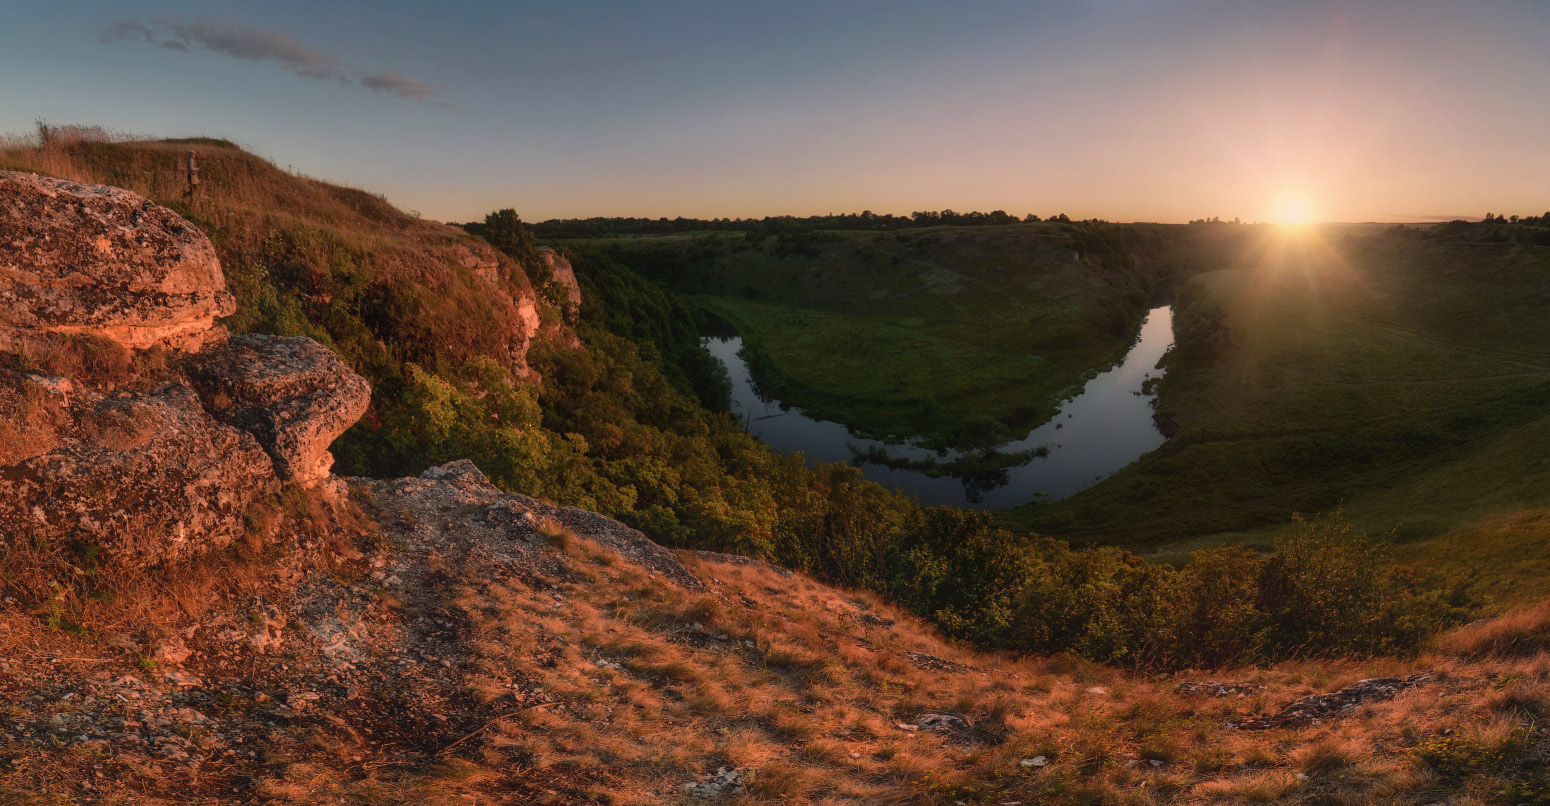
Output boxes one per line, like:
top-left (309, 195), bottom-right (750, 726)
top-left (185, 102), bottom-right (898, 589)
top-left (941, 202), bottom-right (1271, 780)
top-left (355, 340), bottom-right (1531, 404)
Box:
top-left (1006, 226), bottom-right (1550, 603)
top-left (551, 223), bottom-right (1172, 447)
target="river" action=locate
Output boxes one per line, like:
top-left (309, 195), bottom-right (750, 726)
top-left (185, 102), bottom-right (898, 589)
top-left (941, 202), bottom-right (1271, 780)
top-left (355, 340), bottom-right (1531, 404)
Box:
top-left (703, 305), bottom-right (1174, 508)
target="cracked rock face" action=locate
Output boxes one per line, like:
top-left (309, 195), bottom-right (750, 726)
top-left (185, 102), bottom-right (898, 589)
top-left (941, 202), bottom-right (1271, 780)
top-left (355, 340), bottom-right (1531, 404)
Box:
top-left (184, 335), bottom-right (371, 485)
top-left (0, 371), bottom-right (276, 569)
top-left (539, 247), bottom-right (583, 309)
top-left (0, 171), bottom-right (236, 352)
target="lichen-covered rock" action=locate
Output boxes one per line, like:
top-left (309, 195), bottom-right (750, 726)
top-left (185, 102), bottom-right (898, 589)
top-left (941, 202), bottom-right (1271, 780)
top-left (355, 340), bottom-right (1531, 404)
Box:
top-left (0, 371), bottom-right (275, 569)
top-left (0, 171), bottom-right (236, 352)
top-left (184, 335), bottom-right (371, 485)
top-left (351, 459), bottom-right (706, 591)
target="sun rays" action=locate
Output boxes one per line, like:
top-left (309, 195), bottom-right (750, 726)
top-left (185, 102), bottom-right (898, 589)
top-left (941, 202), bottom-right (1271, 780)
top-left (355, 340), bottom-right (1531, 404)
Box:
top-left (1216, 221), bottom-right (1367, 345)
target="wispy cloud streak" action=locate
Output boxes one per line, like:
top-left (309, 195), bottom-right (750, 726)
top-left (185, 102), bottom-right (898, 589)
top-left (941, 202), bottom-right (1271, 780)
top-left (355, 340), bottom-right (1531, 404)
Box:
top-left (103, 19), bottom-right (443, 101)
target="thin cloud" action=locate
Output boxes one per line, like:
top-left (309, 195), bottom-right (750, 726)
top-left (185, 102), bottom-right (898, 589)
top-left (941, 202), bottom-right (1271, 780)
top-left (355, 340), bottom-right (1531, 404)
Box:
top-left (102, 19), bottom-right (442, 102)
top-left (360, 72), bottom-right (436, 100)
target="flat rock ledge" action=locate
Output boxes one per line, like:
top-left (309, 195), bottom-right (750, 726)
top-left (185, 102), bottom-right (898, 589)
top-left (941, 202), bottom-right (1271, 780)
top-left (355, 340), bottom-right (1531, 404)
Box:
top-left (184, 335), bottom-right (372, 486)
top-left (364, 459), bottom-right (705, 592)
top-left (0, 171), bottom-right (235, 352)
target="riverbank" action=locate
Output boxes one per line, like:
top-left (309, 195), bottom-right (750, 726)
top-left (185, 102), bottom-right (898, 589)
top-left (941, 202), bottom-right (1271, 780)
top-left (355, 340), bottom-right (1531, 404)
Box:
top-left (552, 221), bottom-right (1175, 449)
top-left (704, 305), bottom-right (1174, 508)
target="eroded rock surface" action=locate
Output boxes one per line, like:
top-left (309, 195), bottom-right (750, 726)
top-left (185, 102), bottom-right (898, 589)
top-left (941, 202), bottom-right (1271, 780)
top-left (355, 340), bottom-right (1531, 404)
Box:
top-left (184, 335), bottom-right (371, 485)
top-left (1226, 672), bottom-right (1434, 730)
top-left (0, 371), bottom-right (275, 569)
top-left (538, 246), bottom-right (583, 309)
top-left (453, 242), bottom-right (542, 367)
top-left (0, 171), bottom-right (235, 352)
top-left (367, 459), bottom-right (704, 591)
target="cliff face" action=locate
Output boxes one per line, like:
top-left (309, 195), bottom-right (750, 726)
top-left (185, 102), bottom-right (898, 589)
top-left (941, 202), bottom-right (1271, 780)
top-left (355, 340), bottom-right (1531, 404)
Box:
top-left (539, 246), bottom-right (583, 310)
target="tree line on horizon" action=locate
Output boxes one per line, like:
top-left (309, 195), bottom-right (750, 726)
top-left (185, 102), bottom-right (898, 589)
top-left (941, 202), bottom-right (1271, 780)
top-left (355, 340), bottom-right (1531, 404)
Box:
top-left (1479, 211), bottom-right (1550, 225)
top-left (502, 209), bottom-right (1087, 239)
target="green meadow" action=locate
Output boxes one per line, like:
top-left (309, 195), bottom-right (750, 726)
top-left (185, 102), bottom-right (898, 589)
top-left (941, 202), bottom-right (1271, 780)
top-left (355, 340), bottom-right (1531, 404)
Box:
top-left (1006, 224), bottom-right (1550, 607)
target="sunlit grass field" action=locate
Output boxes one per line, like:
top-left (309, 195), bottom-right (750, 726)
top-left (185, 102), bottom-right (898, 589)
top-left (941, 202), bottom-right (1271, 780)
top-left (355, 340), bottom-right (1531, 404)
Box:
top-left (1009, 226), bottom-right (1550, 607)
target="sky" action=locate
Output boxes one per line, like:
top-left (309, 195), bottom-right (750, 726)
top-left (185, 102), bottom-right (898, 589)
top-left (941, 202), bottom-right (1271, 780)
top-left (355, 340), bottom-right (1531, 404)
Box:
top-left (4, 0), bottom-right (1548, 223)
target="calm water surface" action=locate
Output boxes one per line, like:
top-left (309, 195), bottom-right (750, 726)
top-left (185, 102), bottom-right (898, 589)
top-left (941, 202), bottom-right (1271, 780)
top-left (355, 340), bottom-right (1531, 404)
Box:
top-left (704, 305), bottom-right (1174, 508)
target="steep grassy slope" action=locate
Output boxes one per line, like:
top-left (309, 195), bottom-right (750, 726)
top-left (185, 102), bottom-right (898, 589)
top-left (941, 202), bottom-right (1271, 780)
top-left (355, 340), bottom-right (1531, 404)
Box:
top-left (553, 222), bottom-right (1175, 447)
top-left (0, 134), bottom-right (548, 374)
top-left (1009, 225), bottom-right (1550, 602)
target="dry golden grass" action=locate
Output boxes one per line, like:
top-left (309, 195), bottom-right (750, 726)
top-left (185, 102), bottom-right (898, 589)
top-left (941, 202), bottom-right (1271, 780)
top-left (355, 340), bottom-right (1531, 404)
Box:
top-left (382, 544), bottom-right (1550, 804)
top-left (1443, 599), bottom-right (1550, 659)
top-left (0, 377), bottom-right (65, 463)
top-left (8, 491), bottom-right (1550, 803)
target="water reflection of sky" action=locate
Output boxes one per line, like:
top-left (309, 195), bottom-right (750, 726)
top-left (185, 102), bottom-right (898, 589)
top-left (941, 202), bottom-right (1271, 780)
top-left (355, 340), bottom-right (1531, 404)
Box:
top-left (704, 306), bottom-right (1173, 508)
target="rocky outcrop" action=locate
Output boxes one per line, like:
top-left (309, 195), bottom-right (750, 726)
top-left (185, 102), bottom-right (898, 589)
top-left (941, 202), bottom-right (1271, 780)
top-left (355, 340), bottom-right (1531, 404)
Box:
top-left (184, 335), bottom-right (371, 486)
top-left (0, 171), bottom-right (235, 352)
top-left (0, 371), bottom-right (276, 569)
top-left (449, 243), bottom-right (542, 369)
top-left (380, 459), bottom-right (705, 591)
top-left (538, 246), bottom-right (583, 309)
top-left (0, 174), bottom-right (373, 568)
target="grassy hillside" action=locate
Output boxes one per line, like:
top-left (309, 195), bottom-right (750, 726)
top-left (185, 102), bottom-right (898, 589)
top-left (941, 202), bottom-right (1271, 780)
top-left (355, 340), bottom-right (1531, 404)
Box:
top-left (1008, 224), bottom-right (1550, 608)
top-left (0, 130), bottom-right (917, 571)
top-left (553, 222), bottom-right (1176, 448)
top-left (3, 477), bottom-right (1548, 805)
top-left (0, 131), bottom-right (548, 375)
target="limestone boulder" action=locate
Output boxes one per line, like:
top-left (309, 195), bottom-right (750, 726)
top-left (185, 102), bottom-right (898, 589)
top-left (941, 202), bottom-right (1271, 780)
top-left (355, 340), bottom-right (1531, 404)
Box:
top-left (184, 335), bottom-right (371, 485)
top-left (0, 171), bottom-right (235, 352)
top-left (0, 371), bottom-right (275, 569)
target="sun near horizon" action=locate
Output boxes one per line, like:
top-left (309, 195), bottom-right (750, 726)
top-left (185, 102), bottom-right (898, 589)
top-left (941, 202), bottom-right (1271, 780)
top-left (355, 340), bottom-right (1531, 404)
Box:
top-left (1273, 196), bottom-right (1318, 228)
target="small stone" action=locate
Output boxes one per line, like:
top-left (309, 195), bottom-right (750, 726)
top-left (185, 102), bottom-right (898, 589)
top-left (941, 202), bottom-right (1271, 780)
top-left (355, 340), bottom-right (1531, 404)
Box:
top-left (155, 638), bottom-right (192, 666)
top-left (915, 713), bottom-right (969, 732)
top-left (1020, 756), bottom-right (1048, 767)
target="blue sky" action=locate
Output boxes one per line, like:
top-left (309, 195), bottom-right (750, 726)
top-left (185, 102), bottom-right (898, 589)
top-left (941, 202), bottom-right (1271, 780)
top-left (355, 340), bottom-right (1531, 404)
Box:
top-left (5, 1), bottom-right (1548, 222)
